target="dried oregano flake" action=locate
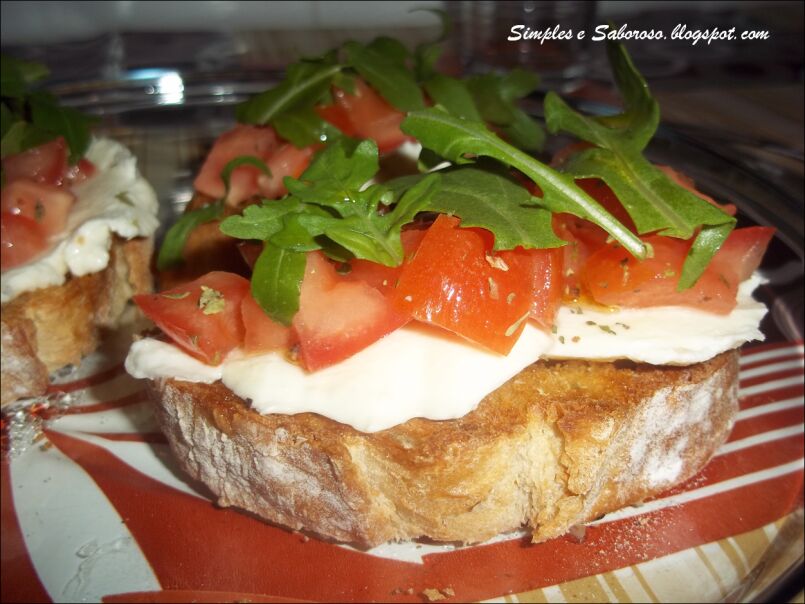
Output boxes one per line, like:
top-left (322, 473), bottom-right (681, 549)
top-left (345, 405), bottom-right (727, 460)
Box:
top-left (198, 286), bottom-right (226, 315)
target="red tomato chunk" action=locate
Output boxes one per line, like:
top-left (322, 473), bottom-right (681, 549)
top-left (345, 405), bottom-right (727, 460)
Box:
top-left (317, 79), bottom-right (409, 154)
top-left (193, 125), bottom-right (315, 207)
top-left (2, 138), bottom-right (68, 186)
top-left (259, 143), bottom-right (316, 200)
top-left (1, 180), bottom-right (76, 237)
top-left (0, 213), bottom-right (48, 271)
top-left (134, 272), bottom-right (251, 364)
top-left (292, 251), bottom-right (408, 371)
top-left (241, 292), bottom-right (294, 354)
top-left (193, 125), bottom-right (278, 205)
top-left (392, 214), bottom-right (548, 355)
top-left (581, 227), bottom-right (774, 314)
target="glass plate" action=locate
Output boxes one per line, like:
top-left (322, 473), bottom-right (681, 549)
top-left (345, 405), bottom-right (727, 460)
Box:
top-left (2, 84), bottom-right (803, 604)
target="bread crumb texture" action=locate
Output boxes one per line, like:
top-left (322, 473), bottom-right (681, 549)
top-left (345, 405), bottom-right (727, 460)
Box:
top-left (151, 350), bottom-right (739, 546)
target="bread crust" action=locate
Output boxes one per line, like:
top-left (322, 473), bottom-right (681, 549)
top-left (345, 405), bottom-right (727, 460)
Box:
top-left (1, 236), bottom-right (153, 406)
top-left (149, 350), bottom-right (739, 546)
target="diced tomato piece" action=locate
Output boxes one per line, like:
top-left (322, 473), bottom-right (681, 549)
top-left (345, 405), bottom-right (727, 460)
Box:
top-left (657, 165), bottom-right (737, 216)
top-left (319, 79), bottom-right (409, 153)
top-left (1, 180), bottom-right (76, 236)
top-left (257, 143), bottom-right (316, 199)
top-left (504, 246), bottom-right (564, 330)
top-left (581, 235), bottom-right (732, 313)
top-left (241, 292), bottom-right (295, 354)
top-left (292, 251), bottom-right (408, 371)
top-left (2, 138), bottom-right (68, 186)
top-left (193, 125), bottom-right (280, 205)
top-left (1, 212), bottom-right (48, 270)
top-left (315, 104), bottom-right (358, 138)
top-left (392, 215), bottom-right (535, 354)
top-left (711, 226), bottom-right (774, 282)
top-left (134, 272), bottom-right (250, 364)
top-left (580, 226), bottom-right (773, 315)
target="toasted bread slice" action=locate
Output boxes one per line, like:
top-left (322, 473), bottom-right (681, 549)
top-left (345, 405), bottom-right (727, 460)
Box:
top-left (148, 349), bottom-right (738, 546)
top-left (1, 236), bottom-right (153, 406)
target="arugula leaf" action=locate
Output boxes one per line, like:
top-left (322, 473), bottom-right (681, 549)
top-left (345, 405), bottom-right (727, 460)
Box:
top-left (500, 107), bottom-right (546, 154)
top-left (271, 105), bottom-right (341, 147)
top-left (500, 70), bottom-right (540, 99)
top-left (401, 107), bottom-right (646, 259)
top-left (268, 212), bottom-right (329, 252)
top-left (412, 8), bottom-right (450, 81)
top-left (414, 44), bottom-right (443, 83)
top-left (388, 165), bottom-right (565, 251)
top-left (1, 54), bottom-right (49, 98)
top-left (543, 49), bottom-right (656, 154)
top-left (283, 139), bottom-right (438, 265)
top-left (366, 37), bottom-right (411, 66)
top-left (236, 58), bottom-right (342, 126)
top-left (561, 149), bottom-right (728, 238)
top-left (544, 41), bottom-right (735, 288)
top-left (251, 242), bottom-right (307, 325)
top-left (467, 75), bottom-right (516, 125)
top-left (221, 197), bottom-right (305, 240)
top-left (286, 138), bottom-right (380, 204)
top-left (2, 55), bottom-right (96, 163)
top-left (682, 222), bottom-right (735, 289)
top-left (0, 102), bottom-right (13, 137)
top-left (423, 74), bottom-right (482, 121)
top-left (343, 41), bottom-right (425, 112)
top-left (306, 173), bottom-right (438, 266)
top-left (29, 92), bottom-right (97, 163)
top-left (467, 70), bottom-right (545, 151)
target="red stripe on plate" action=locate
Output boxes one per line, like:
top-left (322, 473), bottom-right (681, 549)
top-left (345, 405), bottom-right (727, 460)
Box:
top-left (1, 460), bottom-right (52, 604)
top-left (740, 385), bottom-right (804, 410)
top-left (741, 352), bottom-right (804, 372)
top-left (740, 368), bottom-right (804, 389)
top-left (741, 340), bottom-right (804, 357)
top-left (729, 407), bottom-right (804, 442)
top-left (86, 432), bottom-right (168, 444)
top-left (46, 363), bottom-right (126, 394)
